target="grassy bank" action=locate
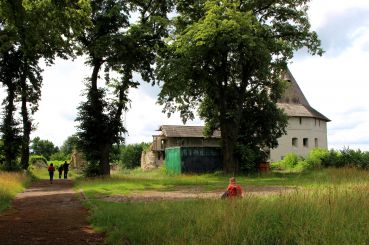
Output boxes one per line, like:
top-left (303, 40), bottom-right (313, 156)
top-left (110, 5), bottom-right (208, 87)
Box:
top-left (77, 168), bottom-right (369, 244)
top-left (0, 171), bottom-right (32, 212)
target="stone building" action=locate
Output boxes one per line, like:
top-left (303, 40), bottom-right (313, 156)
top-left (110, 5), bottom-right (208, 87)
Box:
top-left (269, 69), bottom-right (330, 162)
top-left (141, 125), bottom-right (221, 170)
top-left (141, 69), bottom-right (330, 169)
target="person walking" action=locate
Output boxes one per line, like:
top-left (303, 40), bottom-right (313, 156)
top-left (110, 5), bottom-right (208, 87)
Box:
top-left (48, 164), bottom-right (56, 184)
top-left (63, 161), bottom-right (69, 179)
top-left (58, 164), bottom-right (63, 179)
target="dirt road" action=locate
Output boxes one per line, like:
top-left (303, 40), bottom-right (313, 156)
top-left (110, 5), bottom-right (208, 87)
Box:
top-left (0, 180), bottom-right (104, 245)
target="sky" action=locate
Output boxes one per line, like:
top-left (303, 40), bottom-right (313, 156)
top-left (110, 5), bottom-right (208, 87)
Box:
top-left (1, 0), bottom-right (369, 150)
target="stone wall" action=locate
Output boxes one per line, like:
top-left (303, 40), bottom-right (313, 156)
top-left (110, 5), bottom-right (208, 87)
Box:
top-left (70, 149), bottom-right (87, 170)
top-left (141, 149), bottom-right (160, 171)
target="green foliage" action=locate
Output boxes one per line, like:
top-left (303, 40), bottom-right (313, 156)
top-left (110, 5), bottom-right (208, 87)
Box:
top-left (0, 0), bottom-right (91, 170)
top-left (157, 0), bottom-right (322, 173)
top-left (76, 0), bottom-right (173, 176)
top-left (321, 148), bottom-right (369, 169)
top-left (119, 143), bottom-right (150, 169)
top-left (50, 151), bottom-right (68, 161)
top-left (30, 137), bottom-right (58, 160)
top-left (0, 140), bottom-right (4, 164)
top-left (59, 135), bottom-right (79, 158)
top-left (29, 155), bottom-right (48, 167)
top-left (304, 148), bottom-right (329, 169)
top-left (236, 145), bottom-right (264, 172)
top-left (272, 148), bottom-right (369, 172)
top-left (272, 153), bottom-right (302, 171)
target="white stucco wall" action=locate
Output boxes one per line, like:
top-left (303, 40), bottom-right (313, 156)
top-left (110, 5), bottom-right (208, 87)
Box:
top-left (269, 117), bottom-right (328, 162)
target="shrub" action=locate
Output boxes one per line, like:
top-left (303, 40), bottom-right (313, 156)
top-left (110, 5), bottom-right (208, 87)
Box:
top-left (119, 143), bottom-right (150, 169)
top-left (29, 155), bottom-right (47, 168)
top-left (271, 153), bottom-right (302, 171)
top-left (304, 148), bottom-right (329, 169)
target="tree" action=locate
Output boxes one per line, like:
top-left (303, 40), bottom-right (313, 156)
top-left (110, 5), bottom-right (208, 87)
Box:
top-left (30, 137), bottom-right (58, 161)
top-left (0, 48), bottom-right (22, 170)
top-left (156, 0), bottom-right (322, 173)
top-left (59, 135), bottom-right (79, 157)
top-left (76, 0), bottom-right (173, 176)
top-left (119, 143), bottom-right (149, 169)
top-left (0, 0), bottom-right (90, 170)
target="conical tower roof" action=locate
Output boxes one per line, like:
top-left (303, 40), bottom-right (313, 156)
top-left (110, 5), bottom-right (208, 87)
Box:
top-left (277, 69), bottom-right (330, 122)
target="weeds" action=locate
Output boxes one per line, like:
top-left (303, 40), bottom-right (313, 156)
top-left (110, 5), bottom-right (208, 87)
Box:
top-left (0, 171), bottom-right (31, 212)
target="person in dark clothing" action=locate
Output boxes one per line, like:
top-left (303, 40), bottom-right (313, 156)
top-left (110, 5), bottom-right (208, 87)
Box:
top-left (48, 164), bottom-right (55, 184)
top-left (58, 165), bottom-right (63, 179)
top-left (63, 161), bottom-right (69, 179)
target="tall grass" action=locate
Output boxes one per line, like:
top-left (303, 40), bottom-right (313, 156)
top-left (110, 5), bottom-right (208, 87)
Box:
top-left (76, 168), bottom-right (369, 244)
top-left (0, 171), bottom-right (32, 212)
top-left (89, 186), bottom-right (369, 244)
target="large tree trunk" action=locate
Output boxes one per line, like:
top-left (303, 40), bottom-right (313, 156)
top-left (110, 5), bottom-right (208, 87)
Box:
top-left (91, 59), bottom-right (111, 176)
top-left (20, 71), bottom-right (31, 170)
top-left (100, 144), bottom-right (111, 176)
top-left (220, 119), bottom-right (239, 174)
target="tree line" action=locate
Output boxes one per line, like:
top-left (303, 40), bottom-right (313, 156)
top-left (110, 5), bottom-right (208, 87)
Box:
top-left (0, 0), bottom-right (322, 175)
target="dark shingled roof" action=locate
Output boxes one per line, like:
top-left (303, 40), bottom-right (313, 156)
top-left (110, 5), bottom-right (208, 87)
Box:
top-left (278, 69), bottom-right (330, 122)
top-left (158, 125), bottom-right (221, 138)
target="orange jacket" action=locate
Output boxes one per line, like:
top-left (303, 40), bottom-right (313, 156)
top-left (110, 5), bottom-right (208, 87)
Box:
top-left (227, 184), bottom-right (243, 197)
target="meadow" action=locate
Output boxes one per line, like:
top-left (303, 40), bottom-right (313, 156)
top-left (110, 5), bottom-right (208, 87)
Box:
top-left (0, 171), bottom-right (32, 212)
top-left (76, 168), bottom-right (369, 244)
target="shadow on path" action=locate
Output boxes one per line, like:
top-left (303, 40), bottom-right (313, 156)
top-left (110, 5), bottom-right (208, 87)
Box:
top-left (0, 179), bottom-right (104, 245)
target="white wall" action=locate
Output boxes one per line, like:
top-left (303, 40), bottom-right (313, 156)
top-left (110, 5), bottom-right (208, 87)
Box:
top-left (269, 117), bottom-right (328, 162)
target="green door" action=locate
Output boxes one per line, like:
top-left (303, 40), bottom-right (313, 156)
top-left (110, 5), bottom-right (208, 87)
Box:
top-left (165, 147), bottom-right (181, 174)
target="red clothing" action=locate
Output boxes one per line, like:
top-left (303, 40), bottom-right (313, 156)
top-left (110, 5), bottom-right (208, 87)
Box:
top-left (227, 184), bottom-right (243, 197)
top-left (48, 166), bottom-right (55, 172)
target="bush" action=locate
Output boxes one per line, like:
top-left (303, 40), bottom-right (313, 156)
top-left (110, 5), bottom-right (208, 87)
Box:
top-left (29, 155), bottom-right (48, 168)
top-left (236, 145), bottom-right (265, 173)
top-left (119, 143), bottom-right (150, 169)
top-left (50, 151), bottom-right (68, 161)
top-left (273, 148), bottom-right (369, 171)
top-left (304, 148), bottom-right (329, 169)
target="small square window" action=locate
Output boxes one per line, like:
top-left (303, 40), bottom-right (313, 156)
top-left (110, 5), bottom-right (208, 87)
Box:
top-left (292, 138), bottom-right (298, 147)
top-left (303, 138), bottom-right (309, 147)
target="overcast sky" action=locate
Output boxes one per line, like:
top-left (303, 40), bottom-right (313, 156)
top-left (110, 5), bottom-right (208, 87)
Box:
top-left (2, 0), bottom-right (369, 150)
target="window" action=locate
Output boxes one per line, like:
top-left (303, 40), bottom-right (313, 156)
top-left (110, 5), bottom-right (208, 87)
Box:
top-left (292, 138), bottom-right (298, 147)
top-left (303, 138), bottom-right (309, 147)
top-left (315, 138), bottom-right (318, 147)
top-left (299, 117), bottom-right (302, 125)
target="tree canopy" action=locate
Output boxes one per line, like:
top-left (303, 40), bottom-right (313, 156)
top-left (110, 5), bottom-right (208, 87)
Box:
top-left (156, 0), bottom-right (323, 173)
top-left (76, 0), bottom-right (173, 176)
top-left (0, 0), bottom-right (90, 170)
top-left (30, 137), bottom-right (58, 161)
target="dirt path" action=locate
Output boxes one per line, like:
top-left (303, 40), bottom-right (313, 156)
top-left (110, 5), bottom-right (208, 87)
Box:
top-left (0, 179), bottom-right (104, 245)
top-left (103, 186), bottom-right (298, 203)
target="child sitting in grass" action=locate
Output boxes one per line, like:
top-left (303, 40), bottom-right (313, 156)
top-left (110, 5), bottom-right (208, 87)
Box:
top-left (221, 177), bottom-right (243, 199)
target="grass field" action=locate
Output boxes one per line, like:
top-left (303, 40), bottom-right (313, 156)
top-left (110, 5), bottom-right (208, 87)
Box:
top-left (77, 168), bottom-right (369, 244)
top-left (0, 171), bottom-right (32, 213)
